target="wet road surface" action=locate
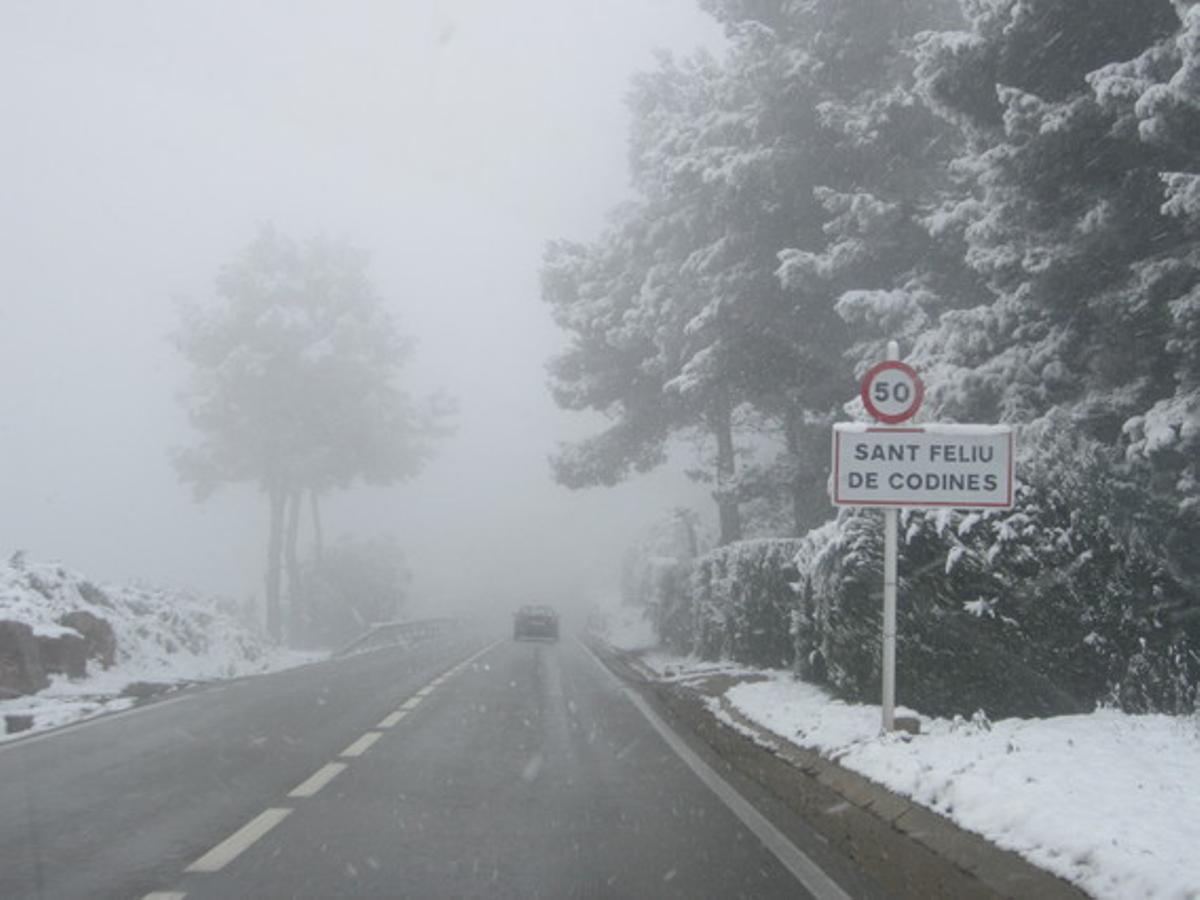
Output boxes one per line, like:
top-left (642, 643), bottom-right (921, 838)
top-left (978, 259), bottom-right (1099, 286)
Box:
top-left (1, 632), bottom-right (870, 899)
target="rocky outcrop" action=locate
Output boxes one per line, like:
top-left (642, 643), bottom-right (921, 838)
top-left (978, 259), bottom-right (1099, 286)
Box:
top-left (0, 620), bottom-right (49, 695)
top-left (38, 632), bottom-right (88, 679)
top-left (0, 611), bottom-right (119, 696)
top-left (121, 681), bottom-right (172, 699)
top-left (4, 714), bottom-right (34, 734)
top-left (59, 610), bottom-right (117, 669)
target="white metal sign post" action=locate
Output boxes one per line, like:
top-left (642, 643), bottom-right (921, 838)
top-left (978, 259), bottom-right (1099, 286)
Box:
top-left (833, 342), bottom-right (1015, 732)
top-left (872, 343), bottom-right (909, 732)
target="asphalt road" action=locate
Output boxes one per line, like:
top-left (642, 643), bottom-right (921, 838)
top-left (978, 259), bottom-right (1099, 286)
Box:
top-left (0, 632), bottom-right (875, 899)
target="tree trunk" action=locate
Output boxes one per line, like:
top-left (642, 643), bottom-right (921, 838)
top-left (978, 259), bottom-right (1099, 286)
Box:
top-left (784, 407), bottom-right (806, 537)
top-left (710, 391), bottom-right (742, 545)
top-left (680, 510), bottom-right (698, 558)
top-left (264, 484), bottom-right (286, 643)
top-left (285, 488), bottom-right (304, 646)
top-left (309, 489), bottom-right (324, 562)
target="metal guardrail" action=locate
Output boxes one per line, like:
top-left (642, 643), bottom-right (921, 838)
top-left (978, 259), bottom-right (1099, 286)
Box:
top-left (334, 617), bottom-right (457, 657)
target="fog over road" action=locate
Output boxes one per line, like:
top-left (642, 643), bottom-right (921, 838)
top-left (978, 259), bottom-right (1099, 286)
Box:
top-left (0, 633), bottom-right (881, 899)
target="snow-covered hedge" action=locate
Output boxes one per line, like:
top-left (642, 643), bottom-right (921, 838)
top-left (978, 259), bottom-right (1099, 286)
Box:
top-left (794, 420), bottom-right (1200, 718)
top-left (660, 539), bottom-right (803, 669)
top-left (650, 418), bottom-right (1198, 719)
top-left (653, 557), bottom-right (698, 656)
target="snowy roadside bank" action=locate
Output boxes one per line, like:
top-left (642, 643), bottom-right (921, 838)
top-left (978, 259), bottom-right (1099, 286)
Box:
top-left (1, 556), bottom-right (327, 743)
top-left (0, 646), bottom-right (325, 745)
top-left (631, 648), bottom-right (1200, 900)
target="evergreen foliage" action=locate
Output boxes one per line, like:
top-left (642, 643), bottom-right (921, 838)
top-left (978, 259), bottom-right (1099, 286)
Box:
top-left (692, 539), bottom-right (804, 668)
top-left (656, 538), bottom-right (803, 669)
top-left (552, 0), bottom-right (1200, 715)
top-left (793, 417), bottom-right (1198, 717)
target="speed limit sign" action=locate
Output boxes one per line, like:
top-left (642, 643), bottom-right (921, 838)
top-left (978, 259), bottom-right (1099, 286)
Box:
top-left (861, 360), bottom-right (924, 424)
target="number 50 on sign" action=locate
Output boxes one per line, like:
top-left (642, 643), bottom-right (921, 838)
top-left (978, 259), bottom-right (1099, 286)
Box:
top-left (860, 360), bottom-right (924, 424)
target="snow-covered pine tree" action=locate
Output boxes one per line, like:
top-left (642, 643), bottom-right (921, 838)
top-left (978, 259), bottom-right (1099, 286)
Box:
top-left (824, 0), bottom-right (1200, 713)
top-left (544, 42), bottom-right (820, 542)
top-left (911, 0), bottom-right (1184, 430)
top-left (541, 209), bottom-right (681, 489)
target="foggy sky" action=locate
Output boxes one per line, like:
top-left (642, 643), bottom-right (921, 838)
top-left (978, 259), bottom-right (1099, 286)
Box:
top-left (0, 1), bottom-right (724, 617)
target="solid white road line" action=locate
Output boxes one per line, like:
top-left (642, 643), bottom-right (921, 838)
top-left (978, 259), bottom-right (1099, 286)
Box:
top-left (377, 709), bottom-right (408, 728)
top-left (143, 892), bottom-right (187, 900)
top-left (287, 762), bottom-right (347, 798)
top-left (340, 731), bottom-right (383, 758)
top-left (185, 808), bottom-right (292, 874)
top-left (580, 641), bottom-right (852, 900)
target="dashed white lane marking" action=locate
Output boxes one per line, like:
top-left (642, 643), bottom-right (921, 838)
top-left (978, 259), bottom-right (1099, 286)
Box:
top-left (580, 641), bottom-right (852, 900)
top-left (340, 731), bottom-right (383, 758)
top-left (453, 638), bottom-right (503, 672)
top-left (377, 709), bottom-right (408, 728)
top-left (287, 762), bottom-right (347, 798)
top-left (174, 639), bottom-right (505, 886)
top-left (185, 807), bottom-right (292, 873)
top-left (143, 892), bottom-right (187, 899)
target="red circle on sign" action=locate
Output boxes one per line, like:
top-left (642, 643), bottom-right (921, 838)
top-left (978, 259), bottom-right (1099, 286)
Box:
top-left (860, 360), bottom-right (924, 424)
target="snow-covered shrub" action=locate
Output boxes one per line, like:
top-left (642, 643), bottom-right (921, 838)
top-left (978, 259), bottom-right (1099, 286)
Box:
top-left (621, 509), bottom-right (708, 655)
top-left (795, 417), bottom-right (1200, 718)
top-left (789, 521), bottom-right (840, 683)
top-left (980, 418), bottom-right (1197, 715)
top-left (588, 599), bottom-right (658, 653)
top-left (689, 539), bottom-right (805, 668)
top-left (799, 510), bottom-right (897, 703)
top-left (651, 558), bottom-right (696, 656)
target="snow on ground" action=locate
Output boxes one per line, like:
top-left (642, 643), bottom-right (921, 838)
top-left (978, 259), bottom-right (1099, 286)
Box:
top-left (0, 689), bottom-right (138, 739)
top-left (587, 599), bottom-right (658, 652)
top-left (639, 650), bottom-right (764, 684)
top-left (1, 556), bottom-right (325, 742)
top-left (641, 653), bottom-right (1200, 900)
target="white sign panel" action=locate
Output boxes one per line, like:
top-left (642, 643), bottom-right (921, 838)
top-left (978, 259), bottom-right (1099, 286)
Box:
top-left (832, 423), bottom-right (1015, 509)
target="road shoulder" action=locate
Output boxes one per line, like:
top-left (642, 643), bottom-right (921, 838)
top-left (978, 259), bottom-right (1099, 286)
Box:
top-left (585, 637), bottom-right (1086, 900)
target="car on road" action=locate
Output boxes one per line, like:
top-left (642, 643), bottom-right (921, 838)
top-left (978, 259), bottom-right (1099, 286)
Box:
top-left (513, 604), bottom-right (559, 641)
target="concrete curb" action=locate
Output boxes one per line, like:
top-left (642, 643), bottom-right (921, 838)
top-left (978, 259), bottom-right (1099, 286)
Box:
top-left (588, 638), bottom-right (1087, 900)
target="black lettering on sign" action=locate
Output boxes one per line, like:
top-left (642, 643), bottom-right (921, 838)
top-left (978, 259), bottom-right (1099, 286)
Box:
top-left (848, 472), bottom-right (879, 489)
